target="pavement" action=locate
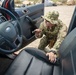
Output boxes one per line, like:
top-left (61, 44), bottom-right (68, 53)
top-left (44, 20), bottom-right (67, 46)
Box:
top-left (15, 5), bottom-right (76, 54)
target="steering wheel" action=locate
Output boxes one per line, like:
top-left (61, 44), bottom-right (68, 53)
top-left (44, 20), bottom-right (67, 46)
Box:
top-left (0, 7), bottom-right (22, 54)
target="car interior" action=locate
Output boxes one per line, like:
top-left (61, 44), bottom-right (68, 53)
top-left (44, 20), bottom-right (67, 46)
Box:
top-left (0, 0), bottom-right (76, 75)
top-left (4, 6), bottom-right (76, 75)
top-left (2, 0), bottom-right (44, 45)
top-left (0, 0), bottom-right (44, 75)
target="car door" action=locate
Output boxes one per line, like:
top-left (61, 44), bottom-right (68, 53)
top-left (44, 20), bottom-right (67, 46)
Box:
top-left (15, 0), bottom-right (44, 44)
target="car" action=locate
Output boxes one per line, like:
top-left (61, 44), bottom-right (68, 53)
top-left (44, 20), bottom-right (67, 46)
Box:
top-left (45, 0), bottom-right (57, 7)
top-left (0, 0), bottom-right (76, 75)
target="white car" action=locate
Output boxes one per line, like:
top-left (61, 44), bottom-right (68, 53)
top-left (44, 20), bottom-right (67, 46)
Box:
top-left (45, 0), bottom-right (57, 7)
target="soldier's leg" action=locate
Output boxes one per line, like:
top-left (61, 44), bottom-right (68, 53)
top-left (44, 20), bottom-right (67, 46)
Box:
top-left (38, 36), bottom-right (48, 51)
top-left (48, 40), bottom-right (54, 48)
top-left (48, 39), bottom-right (56, 49)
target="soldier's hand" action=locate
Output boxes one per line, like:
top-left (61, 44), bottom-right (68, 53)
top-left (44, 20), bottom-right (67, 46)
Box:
top-left (34, 29), bottom-right (42, 33)
top-left (33, 29), bottom-right (42, 38)
top-left (46, 52), bottom-right (57, 63)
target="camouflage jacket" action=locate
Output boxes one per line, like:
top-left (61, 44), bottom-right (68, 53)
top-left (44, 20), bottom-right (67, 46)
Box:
top-left (39, 19), bottom-right (67, 53)
top-left (39, 22), bottom-right (62, 39)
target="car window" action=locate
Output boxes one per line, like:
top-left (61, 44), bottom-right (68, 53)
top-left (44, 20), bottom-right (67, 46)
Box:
top-left (14, 0), bottom-right (43, 8)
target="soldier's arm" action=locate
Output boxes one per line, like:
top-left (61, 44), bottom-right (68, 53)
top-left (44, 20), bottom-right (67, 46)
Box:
top-left (35, 22), bottom-right (44, 38)
top-left (46, 24), bottom-right (67, 63)
top-left (50, 23), bottom-right (67, 55)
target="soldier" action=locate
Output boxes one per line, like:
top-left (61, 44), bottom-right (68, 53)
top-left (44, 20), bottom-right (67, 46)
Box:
top-left (34, 11), bottom-right (67, 63)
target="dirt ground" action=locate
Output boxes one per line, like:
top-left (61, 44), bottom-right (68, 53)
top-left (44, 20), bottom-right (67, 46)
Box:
top-left (15, 5), bottom-right (75, 54)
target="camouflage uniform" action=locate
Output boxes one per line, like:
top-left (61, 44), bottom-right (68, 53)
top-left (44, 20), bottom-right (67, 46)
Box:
top-left (37, 11), bottom-right (67, 53)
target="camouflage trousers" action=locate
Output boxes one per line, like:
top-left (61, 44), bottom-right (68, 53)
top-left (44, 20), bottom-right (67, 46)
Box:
top-left (38, 36), bottom-right (57, 52)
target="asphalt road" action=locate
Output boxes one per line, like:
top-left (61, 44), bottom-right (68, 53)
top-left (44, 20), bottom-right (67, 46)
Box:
top-left (15, 5), bottom-right (75, 54)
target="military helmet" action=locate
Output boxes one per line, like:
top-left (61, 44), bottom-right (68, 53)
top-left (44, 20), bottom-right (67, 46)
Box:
top-left (42, 11), bottom-right (59, 25)
top-left (51, 11), bottom-right (59, 20)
